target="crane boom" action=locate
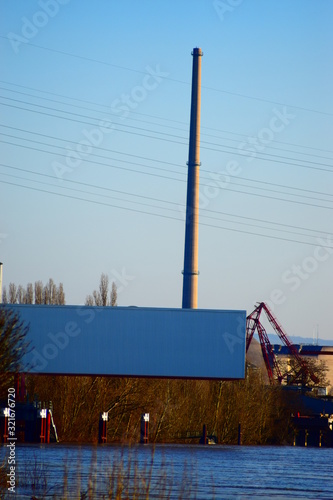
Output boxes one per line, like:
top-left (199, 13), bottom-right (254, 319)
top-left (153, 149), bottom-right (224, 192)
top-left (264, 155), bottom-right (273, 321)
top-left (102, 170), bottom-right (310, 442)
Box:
top-left (246, 302), bottom-right (319, 385)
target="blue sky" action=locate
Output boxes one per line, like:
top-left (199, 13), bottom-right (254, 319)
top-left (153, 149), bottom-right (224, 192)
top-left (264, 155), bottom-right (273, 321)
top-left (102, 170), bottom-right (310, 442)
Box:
top-left (1, 0), bottom-right (333, 340)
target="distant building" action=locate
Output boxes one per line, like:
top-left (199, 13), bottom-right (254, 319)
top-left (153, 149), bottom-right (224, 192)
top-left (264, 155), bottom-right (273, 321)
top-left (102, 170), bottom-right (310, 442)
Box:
top-left (272, 344), bottom-right (333, 393)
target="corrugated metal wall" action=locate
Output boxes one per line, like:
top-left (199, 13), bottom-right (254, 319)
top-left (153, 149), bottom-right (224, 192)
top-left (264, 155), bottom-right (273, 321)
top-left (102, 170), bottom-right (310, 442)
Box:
top-left (7, 305), bottom-right (246, 379)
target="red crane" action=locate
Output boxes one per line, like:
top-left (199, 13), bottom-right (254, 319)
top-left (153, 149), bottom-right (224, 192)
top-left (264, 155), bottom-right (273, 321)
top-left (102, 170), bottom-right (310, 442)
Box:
top-left (246, 302), bottom-right (319, 385)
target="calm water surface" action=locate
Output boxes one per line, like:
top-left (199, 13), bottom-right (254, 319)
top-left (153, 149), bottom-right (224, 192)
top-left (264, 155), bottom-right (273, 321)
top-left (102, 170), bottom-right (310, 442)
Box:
top-left (1, 443), bottom-right (332, 499)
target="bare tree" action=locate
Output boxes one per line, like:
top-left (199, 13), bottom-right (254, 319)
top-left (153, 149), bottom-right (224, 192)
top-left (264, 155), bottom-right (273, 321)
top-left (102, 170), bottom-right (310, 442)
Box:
top-left (85, 295), bottom-right (94, 306)
top-left (43, 278), bottom-right (56, 304)
top-left (35, 281), bottom-right (43, 304)
top-left (277, 356), bottom-right (329, 388)
top-left (110, 282), bottom-right (117, 307)
top-left (93, 290), bottom-right (102, 306)
top-left (26, 283), bottom-right (34, 304)
top-left (51, 279), bottom-right (58, 304)
top-left (8, 283), bottom-right (17, 303)
top-left (0, 307), bottom-right (30, 397)
top-left (16, 285), bottom-right (26, 304)
top-left (85, 274), bottom-right (117, 307)
top-left (57, 283), bottom-right (65, 305)
top-left (42, 278), bottom-right (65, 305)
top-left (3, 279), bottom-right (65, 306)
top-left (43, 285), bottom-right (49, 304)
top-left (99, 273), bottom-right (109, 307)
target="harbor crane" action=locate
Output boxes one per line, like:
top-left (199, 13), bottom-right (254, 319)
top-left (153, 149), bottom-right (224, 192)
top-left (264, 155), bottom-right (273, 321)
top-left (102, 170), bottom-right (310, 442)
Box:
top-left (246, 302), bottom-right (319, 385)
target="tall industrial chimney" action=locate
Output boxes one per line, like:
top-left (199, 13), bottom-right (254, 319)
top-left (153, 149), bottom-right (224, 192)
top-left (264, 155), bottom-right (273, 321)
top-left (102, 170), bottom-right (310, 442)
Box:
top-left (182, 47), bottom-right (203, 309)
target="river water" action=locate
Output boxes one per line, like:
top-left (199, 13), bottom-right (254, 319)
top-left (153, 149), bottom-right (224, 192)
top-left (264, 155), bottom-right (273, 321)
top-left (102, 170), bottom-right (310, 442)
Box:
top-left (1, 443), bottom-right (332, 499)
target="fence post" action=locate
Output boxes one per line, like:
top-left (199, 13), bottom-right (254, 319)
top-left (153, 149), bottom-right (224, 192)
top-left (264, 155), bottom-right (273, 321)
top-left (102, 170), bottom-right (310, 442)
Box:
top-left (140, 413), bottom-right (149, 444)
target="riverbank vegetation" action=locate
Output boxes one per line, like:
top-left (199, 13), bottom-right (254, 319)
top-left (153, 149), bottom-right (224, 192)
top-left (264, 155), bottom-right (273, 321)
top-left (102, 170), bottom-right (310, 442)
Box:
top-left (2, 276), bottom-right (322, 445)
top-left (1, 446), bottom-right (194, 499)
top-left (0, 307), bottom-right (30, 397)
top-left (26, 367), bottom-right (293, 445)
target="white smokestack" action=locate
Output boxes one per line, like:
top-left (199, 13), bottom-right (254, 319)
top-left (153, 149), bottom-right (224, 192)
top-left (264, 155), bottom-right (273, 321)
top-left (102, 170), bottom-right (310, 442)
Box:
top-left (182, 48), bottom-right (203, 309)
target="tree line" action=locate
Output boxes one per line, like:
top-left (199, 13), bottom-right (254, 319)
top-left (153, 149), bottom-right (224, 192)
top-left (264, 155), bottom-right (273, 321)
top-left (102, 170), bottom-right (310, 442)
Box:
top-left (2, 278), bottom-right (65, 305)
top-left (85, 273), bottom-right (117, 306)
top-left (0, 274), bottom-right (329, 445)
top-left (26, 369), bottom-right (293, 445)
top-left (0, 310), bottom-right (322, 446)
top-left (2, 272), bottom-right (118, 307)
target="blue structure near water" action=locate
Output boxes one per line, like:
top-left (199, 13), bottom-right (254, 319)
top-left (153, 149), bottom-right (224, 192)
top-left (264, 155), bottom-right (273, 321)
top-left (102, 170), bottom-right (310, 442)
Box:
top-left (7, 305), bottom-right (246, 379)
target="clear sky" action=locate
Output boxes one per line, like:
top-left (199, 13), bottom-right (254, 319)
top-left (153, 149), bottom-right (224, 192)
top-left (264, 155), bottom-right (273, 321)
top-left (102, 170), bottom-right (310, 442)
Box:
top-left (1, 0), bottom-right (333, 340)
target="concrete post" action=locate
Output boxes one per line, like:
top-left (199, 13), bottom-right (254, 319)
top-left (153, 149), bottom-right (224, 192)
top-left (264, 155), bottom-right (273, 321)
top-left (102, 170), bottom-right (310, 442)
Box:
top-left (98, 412), bottom-right (108, 443)
top-left (140, 413), bottom-right (149, 444)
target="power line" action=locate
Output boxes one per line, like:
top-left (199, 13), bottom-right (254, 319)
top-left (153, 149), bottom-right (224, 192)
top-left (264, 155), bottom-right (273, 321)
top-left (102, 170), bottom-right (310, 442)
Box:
top-left (3, 130), bottom-right (332, 205)
top-left (1, 85), bottom-right (332, 161)
top-left (1, 168), bottom-right (329, 241)
top-left (202, 85), bottom-right (333, 117)
top-left (1, 178), bottom-right (331, 249)
top-left (1, 124), bottom-right (333, 201)
top-left (1, 162), bottom-right (329, 236)
top-left (0, 138), bottom-right (186, 182)
top-left (3, 129), bottom-right (333, 204)
top-left (2, 94), bottom-right (333, 169)
top-left (0, 99), bottom-right (189, 147)
top-left (0, 132), bottom-right (186, 178)
top-left (1, 36), bottom-right (332, 117)
top-left (2, 98), bottom-right (333, 175)
top-left (2, 79), bottom-right (333, 156)
top-left (1, 171), bottom-right (182, 214)
top-left (202, 124), bottom-right (333, 156)
top-left (2, 138), bottom-right (333, 211)
top-left (0, 122), bottom-right (185, 167)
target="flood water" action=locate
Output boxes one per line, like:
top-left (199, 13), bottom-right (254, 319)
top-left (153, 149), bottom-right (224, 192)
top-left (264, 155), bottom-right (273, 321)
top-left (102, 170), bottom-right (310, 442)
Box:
top-left (1, 443), bottom-right (333, 499)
